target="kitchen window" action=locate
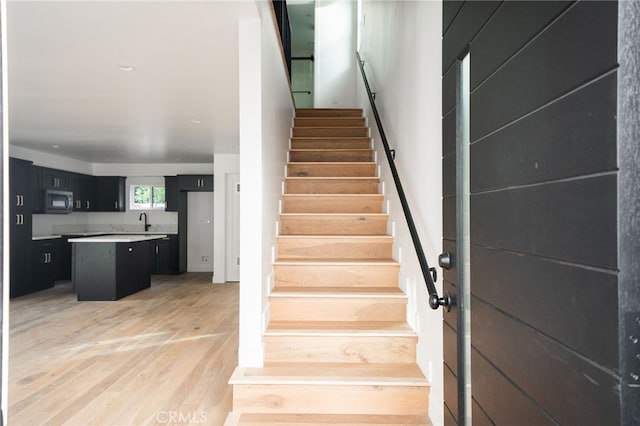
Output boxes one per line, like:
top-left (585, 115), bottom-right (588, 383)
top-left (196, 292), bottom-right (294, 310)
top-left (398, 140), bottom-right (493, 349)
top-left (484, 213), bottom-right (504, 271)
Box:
top-left (130, 184), bottom-right (165, 210)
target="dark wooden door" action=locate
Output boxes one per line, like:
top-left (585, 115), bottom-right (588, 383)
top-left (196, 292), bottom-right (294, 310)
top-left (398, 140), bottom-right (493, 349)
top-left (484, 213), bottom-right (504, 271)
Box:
top-left (442, 1), bottom-right (636, 424)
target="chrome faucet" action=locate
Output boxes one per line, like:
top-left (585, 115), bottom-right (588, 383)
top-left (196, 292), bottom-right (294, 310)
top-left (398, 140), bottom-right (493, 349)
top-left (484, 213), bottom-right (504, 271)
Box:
top-left (139, 212), bottom-right (150, 232)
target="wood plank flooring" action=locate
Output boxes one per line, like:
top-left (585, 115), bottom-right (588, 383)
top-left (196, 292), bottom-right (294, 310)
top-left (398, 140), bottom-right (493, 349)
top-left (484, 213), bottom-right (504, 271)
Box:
top-left (8, 273), bottom-right (238, 426)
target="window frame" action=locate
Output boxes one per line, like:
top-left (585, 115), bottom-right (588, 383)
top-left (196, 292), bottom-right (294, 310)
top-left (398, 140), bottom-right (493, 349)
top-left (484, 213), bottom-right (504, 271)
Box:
top-left (129, 184), bottom-right (166, 211)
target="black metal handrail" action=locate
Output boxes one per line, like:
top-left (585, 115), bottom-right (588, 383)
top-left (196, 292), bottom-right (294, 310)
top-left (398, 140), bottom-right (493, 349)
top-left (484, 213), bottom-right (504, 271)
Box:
top-left (356, 52), bottom-right (451, 311)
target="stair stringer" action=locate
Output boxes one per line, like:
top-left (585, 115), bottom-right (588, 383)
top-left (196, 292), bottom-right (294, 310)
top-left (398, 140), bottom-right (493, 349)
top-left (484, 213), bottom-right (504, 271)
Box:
top-left (362, 104), bottom-right (445, 424)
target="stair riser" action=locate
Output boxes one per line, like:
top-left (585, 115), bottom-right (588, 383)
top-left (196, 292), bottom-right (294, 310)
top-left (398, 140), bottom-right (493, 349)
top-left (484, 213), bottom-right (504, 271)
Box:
top-left (291, 139), bottom-right (371, 150)
top-left (230, 413), bottom-right (434, 425)
top-left (264, 335), bottom-right (417, 364)
top-left (290, 151), bottom-right (373, 162)
top-left (273, 264), bottom-right (399, 288)
top-left (280, 215), bottom-right (387, 235)
top-left (296, 108), bottom-right (363, 118)
top-left (269, 297), bottom-right (406, 322)
top-left (286, 180), bottom-right (379, 195)
top-left (277, 237), bottom-right (392, 259)
top-left (288, 163), bottom-right (376, 178)
top-left (283, 196), bottom-right (384, 213)
top-left (292, 128), bottom-right (369, 138)
top-left (294, 118), bottom-right (366, 127)
top-left (233, 384), bottom-right (429, 415)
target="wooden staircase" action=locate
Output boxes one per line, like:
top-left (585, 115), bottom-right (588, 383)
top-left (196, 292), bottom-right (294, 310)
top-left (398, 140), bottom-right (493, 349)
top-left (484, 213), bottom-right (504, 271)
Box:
top-left (226, 108), bottom-right (431, 425)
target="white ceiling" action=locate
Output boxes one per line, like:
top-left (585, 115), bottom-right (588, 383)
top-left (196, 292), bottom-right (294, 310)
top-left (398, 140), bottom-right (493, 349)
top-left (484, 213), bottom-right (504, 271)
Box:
top-left (7, 1), bottom-right (257, 164)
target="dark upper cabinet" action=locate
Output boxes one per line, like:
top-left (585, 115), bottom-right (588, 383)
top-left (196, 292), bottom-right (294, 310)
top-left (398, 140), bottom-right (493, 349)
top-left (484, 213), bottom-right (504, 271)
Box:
top-left (164, 176), bottom-right (179, 212)
top-left (40, 166), bottom-right (70, 190)
top-left (70, 173), bottom-right (95, 211)
top-left (10, 158), bottom-right (34, 297)
top-left (31, 239), bottom-right (58, 292)
top-left (178, 174), bottom-right (213, 192)
top-left (93, 176), bottom-right (126, 212)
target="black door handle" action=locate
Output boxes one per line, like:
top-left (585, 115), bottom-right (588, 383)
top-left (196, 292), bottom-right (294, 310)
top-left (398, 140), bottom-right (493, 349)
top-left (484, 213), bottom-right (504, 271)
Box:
top-left (438, 252), bottom-right (452, 270)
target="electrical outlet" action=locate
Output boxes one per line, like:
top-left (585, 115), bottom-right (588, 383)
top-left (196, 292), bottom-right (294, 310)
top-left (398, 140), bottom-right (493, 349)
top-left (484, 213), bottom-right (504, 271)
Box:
top-left (202, 256), bottom-right (209, 263)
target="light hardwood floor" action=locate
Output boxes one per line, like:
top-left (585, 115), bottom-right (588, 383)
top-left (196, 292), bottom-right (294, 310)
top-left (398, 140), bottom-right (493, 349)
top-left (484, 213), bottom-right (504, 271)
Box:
top-left (9, 273), bottom-right (238, 426)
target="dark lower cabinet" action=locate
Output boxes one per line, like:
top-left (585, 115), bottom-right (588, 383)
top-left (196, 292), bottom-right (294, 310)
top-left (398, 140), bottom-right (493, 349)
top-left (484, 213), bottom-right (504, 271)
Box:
top-left (31, 239), bottom-right (59, 292)
top-left (74, 241), bottom-right (151, 301)
top-left (151, 235), bottom-right (179, 274)
top-left (58, 236), bottom-right (74, 281)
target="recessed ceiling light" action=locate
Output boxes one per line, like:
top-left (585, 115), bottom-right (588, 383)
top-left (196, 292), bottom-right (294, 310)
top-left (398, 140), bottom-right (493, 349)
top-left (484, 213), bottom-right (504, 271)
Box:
top-left (52, 145), bottom-right (60, 149)
top-left (118, 65), bottom-right (135, 72)
top-left (191, 119), bottom-right (201, 124)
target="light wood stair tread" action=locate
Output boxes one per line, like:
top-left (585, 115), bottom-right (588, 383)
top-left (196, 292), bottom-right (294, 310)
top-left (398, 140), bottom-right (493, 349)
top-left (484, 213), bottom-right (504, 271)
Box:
top-left (228, 412), bottom-right (432, 425)
top-left (290, 148), bottom-right (372, 152)
top-left (290, 136), bottom-right (370, 140)
top-left (296, 108), bottom-right (363, 116)
top-left (274, 258), bottom-right (397, 266)
top-left (230, 363), bottom-right (429, 386)
top-left (286, 176), bottom-right (378, 180)
top-left (277, 235), bottom-right (392, 240)
top-left (288, 161), bottom-right (376, 165)
top-left (266, 320), bottom-right (415, 335)
top-left (270, 287), bottom-right (405, 298)
top-left (279, 213), bottom-right (388, 217)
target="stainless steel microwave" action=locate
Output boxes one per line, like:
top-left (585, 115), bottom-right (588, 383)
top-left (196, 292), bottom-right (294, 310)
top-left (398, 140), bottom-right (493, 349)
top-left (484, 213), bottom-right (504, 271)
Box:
top-left (44, 189), bottom-right (73, 214)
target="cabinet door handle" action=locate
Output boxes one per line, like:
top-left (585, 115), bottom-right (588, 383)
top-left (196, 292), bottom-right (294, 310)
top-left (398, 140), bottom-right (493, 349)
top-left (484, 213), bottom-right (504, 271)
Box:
top-left (16, 214), bottom-right (20, 225)
top-left (16, 195), bottom-right (20, 206)
top-left (86, 201), bottom-right (90, 209)
top-left (115, 201), bottom-right (118, 209)
top-left (156, 245), bottom-right (159, 254)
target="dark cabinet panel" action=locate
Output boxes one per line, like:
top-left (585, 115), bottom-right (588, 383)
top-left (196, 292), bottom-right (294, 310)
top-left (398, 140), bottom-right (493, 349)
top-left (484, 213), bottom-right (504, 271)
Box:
top-left (31, 239), bottom-right (59, 292)
top-left (151, 235), bottom-right (179, 274)
top-left (59, 236), bottom-right (73, 281)
top-left (10, 158), bottom-right (34, 298)
top-left (178, 174), bottom-right (213, 192)
top-left (39, 166), bottom-right (70, 190)
top-left (164, 176), bottom-right (179, 212)
top-left (71, 173), bottom-right (95, 211)
top-left (93, 176), bottom-right (126, 212)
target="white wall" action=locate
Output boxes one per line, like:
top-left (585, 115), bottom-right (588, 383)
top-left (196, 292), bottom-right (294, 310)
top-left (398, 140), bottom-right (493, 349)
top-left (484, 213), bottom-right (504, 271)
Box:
top-left (237, 0), bottom-right (293, 367)
top-left (358, 1), bottom-right (444, 424)
top-left (314, 0), bottom-right (358, 108)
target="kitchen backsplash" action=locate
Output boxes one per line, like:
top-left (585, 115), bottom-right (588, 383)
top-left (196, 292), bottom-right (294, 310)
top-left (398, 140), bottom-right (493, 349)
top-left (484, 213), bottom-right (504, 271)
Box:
top-left (51, 223), bottom-right (178, 234)
top-left (33, 211), bottom-right (178, 237)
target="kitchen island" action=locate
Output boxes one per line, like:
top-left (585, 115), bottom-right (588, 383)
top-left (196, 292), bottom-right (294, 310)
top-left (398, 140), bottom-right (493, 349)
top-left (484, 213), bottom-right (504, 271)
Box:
top-left (69, 234), bottom-right (167, 301)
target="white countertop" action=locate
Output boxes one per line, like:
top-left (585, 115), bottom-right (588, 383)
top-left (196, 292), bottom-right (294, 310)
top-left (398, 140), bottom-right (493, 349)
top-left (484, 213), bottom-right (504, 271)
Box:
top-left (32, 235), bottom-right (62, 241)
top-left (62, 231), bottom-right (177, 236)
top-left (69, 234), bottom-right (168, 243)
